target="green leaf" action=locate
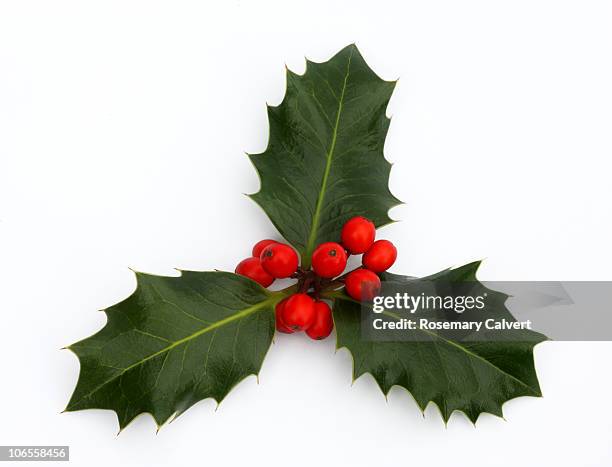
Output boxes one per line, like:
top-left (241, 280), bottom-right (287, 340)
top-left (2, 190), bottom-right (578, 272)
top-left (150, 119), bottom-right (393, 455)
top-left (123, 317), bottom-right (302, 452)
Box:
top-left (333, 261), bottom-right (547, 423)
top-left (65, 271), bottom-right (277, 430)
top-left (249, 44), bottom-right (401, 266)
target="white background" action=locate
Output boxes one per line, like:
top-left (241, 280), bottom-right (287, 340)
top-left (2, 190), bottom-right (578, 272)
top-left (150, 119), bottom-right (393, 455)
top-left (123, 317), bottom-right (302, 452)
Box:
top-left (1, 1), bottom-right (611, 466)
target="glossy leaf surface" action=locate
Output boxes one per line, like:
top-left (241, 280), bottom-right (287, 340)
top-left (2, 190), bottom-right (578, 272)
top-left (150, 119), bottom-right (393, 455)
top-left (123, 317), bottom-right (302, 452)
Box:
top-left (249, 44), bottom-right (401, 265)
top-left (66, 271), bottom-right (276, 429)
top-left (333, 261), bottom-right (547, 422)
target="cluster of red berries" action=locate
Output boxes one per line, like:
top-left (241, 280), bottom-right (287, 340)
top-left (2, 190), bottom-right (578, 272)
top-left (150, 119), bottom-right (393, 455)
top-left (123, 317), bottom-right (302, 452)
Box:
top-left (235, 216), bottom-right (397, 340)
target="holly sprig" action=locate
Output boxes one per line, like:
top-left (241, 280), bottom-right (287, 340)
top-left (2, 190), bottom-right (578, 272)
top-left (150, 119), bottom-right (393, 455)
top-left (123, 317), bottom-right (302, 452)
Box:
top-left (65, 44), bottom-right (545, 431)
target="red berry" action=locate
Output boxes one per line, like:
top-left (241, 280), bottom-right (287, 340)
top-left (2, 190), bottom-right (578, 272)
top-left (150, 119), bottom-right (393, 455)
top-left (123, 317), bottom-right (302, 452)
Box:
top-left (260, 243), bottom-right (299, 278)
top-left (252, 239), bottom-right (277, 258)
top-left (345, 269), bottom-right (381, 301)
top-left (341, 216), bottom-right (376, 254)
top-left (235, 257), bottom-right (274, 287)
top-left (362, 240), bottom-right (397, 273)
top-left (280, 293), bottom-right (315, 331)
top-left (311, 242), bottom-right (347, 278)
top-left (306, 301), bottom-right (334, 340)
top-left (275, 298), bottom-right (294, 334)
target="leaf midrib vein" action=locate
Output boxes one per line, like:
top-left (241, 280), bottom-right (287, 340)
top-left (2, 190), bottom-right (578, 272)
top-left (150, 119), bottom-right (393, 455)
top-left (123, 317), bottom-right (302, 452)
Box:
top-left (68, 298), bottom-right (274, 409)
top-left (303, 48), bottom-right (354, 264)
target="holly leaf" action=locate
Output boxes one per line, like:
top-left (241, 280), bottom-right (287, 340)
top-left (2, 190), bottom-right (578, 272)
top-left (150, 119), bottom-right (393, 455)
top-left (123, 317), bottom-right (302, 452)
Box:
top-left (65, 271), bottom-right (276, 430)
top-left (333, 261), bottom-right (547, 423)
top-left (249, 44), bottom-right (401, 266)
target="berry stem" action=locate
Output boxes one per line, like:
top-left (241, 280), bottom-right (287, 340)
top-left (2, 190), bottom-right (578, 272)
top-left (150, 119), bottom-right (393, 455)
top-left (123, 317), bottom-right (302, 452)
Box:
top-left (299, 272), bottom-right (315, 294)
top-left (313, 275), bottom-right (322, 299)
top-left (316, 265), bottom-right (364, 293)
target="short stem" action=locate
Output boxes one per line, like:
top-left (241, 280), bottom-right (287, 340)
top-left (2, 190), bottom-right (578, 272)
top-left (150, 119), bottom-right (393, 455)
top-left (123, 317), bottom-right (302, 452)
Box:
top-left (313, 275), bottom-right (322, 300)
top-left (317, 266), bottom-right (360, 293)
top-left (299, 274), bottom-right (314, 294)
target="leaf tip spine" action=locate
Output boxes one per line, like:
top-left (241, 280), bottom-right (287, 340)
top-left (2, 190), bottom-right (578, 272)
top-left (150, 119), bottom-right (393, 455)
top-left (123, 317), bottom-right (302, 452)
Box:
top-left (127, 266), bottom-right (146, 277)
